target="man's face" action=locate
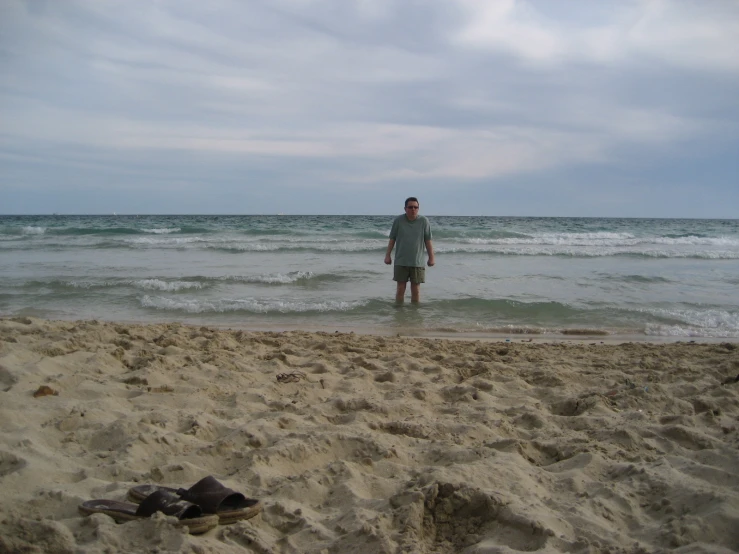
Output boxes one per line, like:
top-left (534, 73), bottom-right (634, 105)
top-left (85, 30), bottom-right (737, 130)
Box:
top-left (405, 201), bottom-right (420, 221)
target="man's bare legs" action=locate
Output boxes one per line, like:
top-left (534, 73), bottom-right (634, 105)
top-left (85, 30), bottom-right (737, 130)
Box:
top-left (396, 281), bottom-right (421, 303)
top-left (410, 282), bottom-right (420, 303)
top-left (395, 281), bottom-right (406, 303)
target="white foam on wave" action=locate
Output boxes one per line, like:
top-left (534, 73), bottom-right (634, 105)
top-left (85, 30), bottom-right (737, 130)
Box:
top-left (140, 295), bottom-right (366, 313)
top-left (435, 245), bottom-right (739, 258)
top-left (459, 233), bottom-right (739, 249)
top-left (66, 280), bottom-right (100, 289)
top-left (67, 279), bottom-right (158, 289)
top-left (653, 235), bottom-right (739, 246)
top-left (53, 279), bottom-right (203, 291)
top-left (461, 232), bottom-right (635, 246)
top-left (142, 228), bottom-right (181, 234)
top-left (133, 279), bottom-right (203, 291)
top-left (126, 236), bottom-right (203, 245)
top-left (205, 242), bottom-right (381, 252)
top-left (646, 324), bottom-right (739, 338)
top-left (207, 243), bottom-right (281, 252)
top-left (259, 236), bottom-right (342, 243)
top-left (238, 271), bottom-right (315, 284)
top-left (22, 226), bottom-right (46, 235)
top-left (643, 307), bottom-right (739, 338)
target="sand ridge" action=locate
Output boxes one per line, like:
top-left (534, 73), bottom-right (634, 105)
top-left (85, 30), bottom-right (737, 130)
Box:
top-left (0, 317), bottom-right (738, 553)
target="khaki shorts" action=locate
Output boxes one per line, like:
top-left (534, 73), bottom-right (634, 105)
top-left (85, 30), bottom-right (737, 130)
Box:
top-left (394, 265), bottom-right (425, 284)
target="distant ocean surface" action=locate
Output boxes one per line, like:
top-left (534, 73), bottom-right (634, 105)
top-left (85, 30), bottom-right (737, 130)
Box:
top-left (1, 215), bottom-right (738, 338)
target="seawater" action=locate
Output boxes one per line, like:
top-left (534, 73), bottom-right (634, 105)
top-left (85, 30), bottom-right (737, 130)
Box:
top-left (1, 215), bottom-right (738, 338)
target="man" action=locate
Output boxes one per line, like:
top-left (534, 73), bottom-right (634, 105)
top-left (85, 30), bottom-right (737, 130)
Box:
top-left (384, 197), bottom-right (435, 303)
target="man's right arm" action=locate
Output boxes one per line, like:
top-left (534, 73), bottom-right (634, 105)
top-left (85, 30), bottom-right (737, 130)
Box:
top-left (385, 239), bottom-right (395, 265)
top-left (386, 217), bottom-right (399, 265)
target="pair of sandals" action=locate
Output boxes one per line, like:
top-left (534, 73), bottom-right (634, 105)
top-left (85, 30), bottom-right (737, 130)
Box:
top-left (78, 476), bottom-right (262, 534)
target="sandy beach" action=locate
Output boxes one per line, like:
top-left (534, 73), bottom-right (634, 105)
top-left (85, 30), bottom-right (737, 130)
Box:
top-left (1, 317), bottom-right (738, 553)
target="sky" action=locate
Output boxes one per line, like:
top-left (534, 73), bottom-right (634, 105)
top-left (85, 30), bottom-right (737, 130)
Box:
top-left (1, 0), bottom-right (738, 217)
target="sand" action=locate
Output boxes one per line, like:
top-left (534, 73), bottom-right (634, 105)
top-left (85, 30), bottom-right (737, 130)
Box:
top-left (0, 317), bottom-right (738, 554)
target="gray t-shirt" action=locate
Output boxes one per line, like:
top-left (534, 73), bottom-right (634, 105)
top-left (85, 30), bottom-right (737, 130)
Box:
top-left (389, 214), bottom-right (432, 267)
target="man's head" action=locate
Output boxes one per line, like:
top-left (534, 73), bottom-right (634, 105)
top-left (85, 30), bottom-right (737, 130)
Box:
top-left (404, 197), bottom-right (420, 220)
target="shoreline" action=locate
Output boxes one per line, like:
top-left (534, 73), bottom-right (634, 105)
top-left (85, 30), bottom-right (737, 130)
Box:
top-left (3, 315), bottom-right (734, 345)
top-left (1, 317), bottom-right (738, 552)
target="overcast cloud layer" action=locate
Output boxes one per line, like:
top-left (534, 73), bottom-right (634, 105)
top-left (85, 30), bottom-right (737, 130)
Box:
top-left (1, 0), bottom-right (738, 216)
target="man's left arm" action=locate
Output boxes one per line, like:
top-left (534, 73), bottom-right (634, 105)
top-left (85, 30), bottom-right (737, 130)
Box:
top-left (425, 218), bottom-right (435, 266)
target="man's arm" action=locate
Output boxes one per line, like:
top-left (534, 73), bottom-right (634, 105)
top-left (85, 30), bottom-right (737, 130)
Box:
top-left (425, 239), bottom-right (435, 266)
top-left (385, 239), bottom-right (395, 265)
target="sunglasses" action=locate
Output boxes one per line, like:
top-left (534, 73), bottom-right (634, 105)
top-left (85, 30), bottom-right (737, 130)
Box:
top-left (405, 205), bottom-right (419, 209)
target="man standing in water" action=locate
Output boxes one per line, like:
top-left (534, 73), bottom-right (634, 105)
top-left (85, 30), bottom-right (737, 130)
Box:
top-left (384, 197), bottom-right (435, 303)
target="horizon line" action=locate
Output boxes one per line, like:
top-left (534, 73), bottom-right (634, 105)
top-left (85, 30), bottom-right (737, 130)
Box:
top-left (1, 213), bottom-right (738, 221)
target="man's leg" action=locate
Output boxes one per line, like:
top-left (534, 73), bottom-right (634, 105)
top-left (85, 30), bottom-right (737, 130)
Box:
top-left (395, 281), bottom-right (407, 303)
top-left (410, 282), bottom-right (421, 303)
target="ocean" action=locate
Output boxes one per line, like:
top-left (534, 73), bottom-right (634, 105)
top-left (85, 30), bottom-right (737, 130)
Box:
top-left (1, 215), bottom-right (738, 338)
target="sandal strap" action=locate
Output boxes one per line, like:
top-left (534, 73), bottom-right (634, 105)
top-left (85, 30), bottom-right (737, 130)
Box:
top-left (136, 489), bottom-right (203, 520)
top-left (177, 475), bottom-right (246, 514)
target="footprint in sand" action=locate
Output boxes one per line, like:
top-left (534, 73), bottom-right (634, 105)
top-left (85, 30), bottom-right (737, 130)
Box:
top-left (0, 450), bottom-right (28, 477)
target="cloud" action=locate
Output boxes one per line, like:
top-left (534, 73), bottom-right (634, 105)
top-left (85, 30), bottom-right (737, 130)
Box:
top-left (453, 0), bottom-right (739, 72)
top-left (8, 91), bottom-right (699, 185)
top-left (453, 0), bottom-right (567, 61)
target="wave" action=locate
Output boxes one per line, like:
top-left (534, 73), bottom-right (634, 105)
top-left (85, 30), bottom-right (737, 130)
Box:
top-left (643, 306), bottom-right (739, 338)
top-left (205, 243), bottom-right (385, 253)
top-left (664, 233), bottom-right (708, 239)
top-left (21, 278), bottom-right (206, 292)
top-left (433, 230), bottom-right (532, 240)
top-left (352, 230), bottom-right (392, 239)
top-left (424, 298), bottom-right (739, 337)
top-left (0, 225), bottom-right (215, 238)
top-left (63, 226), bottom-right (215, 236)
top-left (51, 227), bottom-right (145, 236)
top-left (4, 240), bottom-right (737, 259)
top-left (455, 233), bottom-right (739, 247)
top-left (597, 274), bottom-right (674, 284)
top-left (435, 246), bottom-right (739, 259)
top-left (425, 297), bottom-right (586, 319)
top-left (155, 272), bottom-right (334, 285)
top-left (186, 271), bottom-right (356, 286)
top-left (0, 226), bottom-right (48, 236)
top-left (22, 226), bottom-right (46, 235)
top-left (21, 279), bottom-right (120, 290)
top-left (645, 324), bottom-right (739, 338)
top-left (18, 271), bottom-right (347, 292)
top-left (176, 226), bottom-right (213, 234)
top-left (141, 228), bottom-right (181, 234)
top-left (124, 236), bottom-right (206, 246)
top-left (652, 235), bottom-right (739, 246)
top-left (214, 271), bottom-right (329, 285)
top-left (140, 295), bottom-right (367, 314)
top-left (241, 228), bottom-right (301, 236)
top-left (3, 236), bottom-right (738, 259)
top-left (134, 279), bottom-right (204, 291)
top-left (454, 326), bottom-right (610, 336)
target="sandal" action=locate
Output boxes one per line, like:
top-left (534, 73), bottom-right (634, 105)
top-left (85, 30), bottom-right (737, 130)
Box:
top-left (128, 475), bottom-right (262, 524)
top-left (79, 489), bottom-right (218, 534)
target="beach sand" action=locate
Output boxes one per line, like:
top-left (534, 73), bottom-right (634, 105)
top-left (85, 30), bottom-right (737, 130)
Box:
top-left (1, 317), bottom-right (738, 553)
